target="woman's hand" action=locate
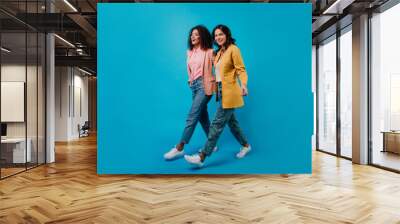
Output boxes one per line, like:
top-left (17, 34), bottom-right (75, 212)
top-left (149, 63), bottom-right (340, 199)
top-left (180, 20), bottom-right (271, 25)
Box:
top-left (241, 85), bottom-right (248, 96)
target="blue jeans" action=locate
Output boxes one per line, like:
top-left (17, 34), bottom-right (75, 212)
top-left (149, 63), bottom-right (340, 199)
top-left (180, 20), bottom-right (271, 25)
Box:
top-left (180, 78), bottom-right (212, 144)
top-left (201, 83), bottom-right (248, 157)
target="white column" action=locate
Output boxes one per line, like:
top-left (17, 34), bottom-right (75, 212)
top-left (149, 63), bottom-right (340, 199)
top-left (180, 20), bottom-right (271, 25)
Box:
top-left (46, 33), bottom-right (55, 163)
top-left (352, 14), bottom-right (369, 164)
top-left (46, 1), bottom-right (55, 163)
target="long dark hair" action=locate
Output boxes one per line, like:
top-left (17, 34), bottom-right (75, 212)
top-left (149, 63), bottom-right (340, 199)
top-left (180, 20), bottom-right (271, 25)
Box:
top-left (187, 25), bottom-right (212, 50)
top-left (212, 24), bottom-right (236, 50)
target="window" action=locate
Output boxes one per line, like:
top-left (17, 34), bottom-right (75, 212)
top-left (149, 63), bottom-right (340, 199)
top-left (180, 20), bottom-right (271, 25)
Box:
top-left (317, 35), bottom-right (337, 154)
top-left (371, 3), bottom-right (400, 171)
top-left (339, 27), bottom-right (352, 158)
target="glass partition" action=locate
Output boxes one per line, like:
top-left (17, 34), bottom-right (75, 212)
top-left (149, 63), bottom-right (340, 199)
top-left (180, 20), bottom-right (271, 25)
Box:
top-left (1, 30), bottom-right (28, 177)
top-left (0, 1), bottom-right (46, 179)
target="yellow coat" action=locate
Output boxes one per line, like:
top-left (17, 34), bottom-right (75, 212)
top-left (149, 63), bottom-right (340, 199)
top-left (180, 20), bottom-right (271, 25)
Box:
top-left (215, 44), bottom-right (248, 109)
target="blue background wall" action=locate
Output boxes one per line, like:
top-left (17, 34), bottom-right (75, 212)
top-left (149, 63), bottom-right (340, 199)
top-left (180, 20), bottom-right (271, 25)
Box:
top-left (98, 3), bottom-right (313, 174)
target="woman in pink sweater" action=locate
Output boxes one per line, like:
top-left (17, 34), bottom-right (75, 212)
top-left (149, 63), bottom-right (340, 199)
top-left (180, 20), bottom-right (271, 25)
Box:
top-left (164, 25), bottom-right (216, 160)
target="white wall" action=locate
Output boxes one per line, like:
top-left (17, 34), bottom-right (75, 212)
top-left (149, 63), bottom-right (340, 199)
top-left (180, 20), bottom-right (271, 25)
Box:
top-left (1, 64), bottom-right (46, 163)
top-left (1, 65), bottom-right (40, 137)
top-left (55, 67), bottom-right (89, 141)
top-left (72, 73), bottom-right (89, 138)
top-left (55, 66), bottom-right (69, 141)
top-left (1, 65), bottom-right (25, 81)
top-left (1, 65), bottom-right (27, 141)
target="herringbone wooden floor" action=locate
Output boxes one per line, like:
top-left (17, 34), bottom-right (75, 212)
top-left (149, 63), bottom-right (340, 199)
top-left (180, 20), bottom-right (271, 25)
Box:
top-left (1, 135), bottom-right (400, 224)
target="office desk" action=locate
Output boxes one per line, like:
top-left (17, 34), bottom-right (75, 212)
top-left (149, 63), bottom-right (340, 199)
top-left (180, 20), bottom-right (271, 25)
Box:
top-left (1, 138), bottom-right (32, 163)
top-left (382, 131), bottom-right (400, 154)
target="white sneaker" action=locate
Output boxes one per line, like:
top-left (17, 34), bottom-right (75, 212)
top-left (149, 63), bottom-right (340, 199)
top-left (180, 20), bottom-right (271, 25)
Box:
top-left (184, 154), bottom-right (204, 166)
top-left (164, 146), bottom-right (184, 160)
top-left (236, 145), bottom-right (251, 159)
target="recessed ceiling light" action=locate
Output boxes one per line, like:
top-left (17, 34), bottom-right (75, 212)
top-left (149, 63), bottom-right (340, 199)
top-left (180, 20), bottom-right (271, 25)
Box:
top-left (54, 34), bottom-right (75, 48)
top-left (63, 0), bottom-right (78, 12)
top-left (322, 0), bottom-right (353, 15)
top-left (1, 47), bottom-right (11, 53)
top-left (78, 67), bottom-right (93, 76)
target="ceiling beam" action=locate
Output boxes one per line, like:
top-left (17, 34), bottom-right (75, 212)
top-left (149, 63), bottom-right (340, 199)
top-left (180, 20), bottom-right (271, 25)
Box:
top-left (55, 55), bottom-right (96, 72)
top-left (67, 13), bottom-right (97, 46)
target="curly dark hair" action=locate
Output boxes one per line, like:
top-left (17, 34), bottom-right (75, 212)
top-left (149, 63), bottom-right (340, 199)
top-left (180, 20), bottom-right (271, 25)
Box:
top-left (187, 25), bottom-right (213, 50)
top-left (212, 24), bottom-right (236, 50)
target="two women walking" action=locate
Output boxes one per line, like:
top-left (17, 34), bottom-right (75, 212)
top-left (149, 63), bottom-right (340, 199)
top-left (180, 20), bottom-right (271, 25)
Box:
top-left (164, 24), bottom-right (251, 167)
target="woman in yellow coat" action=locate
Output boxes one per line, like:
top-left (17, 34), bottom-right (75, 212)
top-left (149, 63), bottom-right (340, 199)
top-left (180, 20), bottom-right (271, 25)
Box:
top-left (185, 24), bottom-right (252, 166)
